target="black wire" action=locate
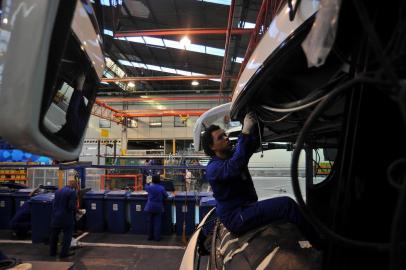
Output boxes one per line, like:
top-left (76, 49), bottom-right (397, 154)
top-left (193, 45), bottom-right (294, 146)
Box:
top-left (389, 165), bottom-right (406, 270)
top-left (290, 76), bottom-right (400, 250)
top-left (387, 159), bottom-right (406, 190)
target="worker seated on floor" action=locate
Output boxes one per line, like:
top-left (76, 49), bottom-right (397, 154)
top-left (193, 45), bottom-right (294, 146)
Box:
top-left (9, 188), bottom-right (41, 239)
top-left (201, 112), bottom-right (321, 247)
top-left (49, 177), bottom-right (78, 259)
top-left (145, 175), bottom-right (168, 241)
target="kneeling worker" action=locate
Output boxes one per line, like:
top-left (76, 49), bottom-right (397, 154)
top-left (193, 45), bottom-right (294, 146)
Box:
top-left (49, 177), bottom-right (78, 258)
top-left (202, 112), bottom-right (320, 244)
top-left (145, 175), bottom-right (168, 241)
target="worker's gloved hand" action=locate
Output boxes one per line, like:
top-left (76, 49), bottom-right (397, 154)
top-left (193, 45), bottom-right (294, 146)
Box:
top-left (242, 111), bottom-right (257, 135)
top-left (76, 74), bottom-right (86, 91)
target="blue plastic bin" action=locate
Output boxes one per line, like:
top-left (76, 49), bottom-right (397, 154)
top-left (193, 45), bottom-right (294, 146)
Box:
top-left (199, 197), bottom-right (216, 223)
top-left (13, 188), bottom-right (35, 211)
top-left (105, 191), bottom-right (128, 233)
top-left (174, 192), bottom-right (197, 236)
top-left (128, 191), bottom-right (148, 234)
top-left (162, 193), bottom-right (173, 235)
top-left (83, 190), bottom-right (106, 232)
top-left (30, 193), bottom-right (54, 244)
top-left (0, 189), bottom-right (14, 229)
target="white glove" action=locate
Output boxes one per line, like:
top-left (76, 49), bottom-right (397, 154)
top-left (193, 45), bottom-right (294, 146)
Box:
top-left (242, 111), bottom-right (257, 134)
top-left (76, 74), bottom-right (86, 91)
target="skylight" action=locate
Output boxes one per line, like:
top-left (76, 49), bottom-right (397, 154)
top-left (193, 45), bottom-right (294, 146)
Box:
top-left (117, 59), bottom-right (221, 83)
top-left (103, 29), bottom-right (113, 36)
top-left (114, 34), bottom-right (244, 63)
top-left (143, 36), bottom-right (165, 47)
top-left (198, 0), bottom-right (231, 5)
top-left (100, 0), bottom-right (123, 7)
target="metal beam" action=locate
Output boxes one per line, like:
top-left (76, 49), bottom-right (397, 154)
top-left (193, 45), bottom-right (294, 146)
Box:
top-left (97, 96), bottom-right (223, 103)
top-left (114, 109), bottom-right (208, 118)
top-left (101, 75), bottom-right (235, 83)
top-left (114, 28), bottom-right (253, 37)
top-left (219, 0), bottom-right (236, 101)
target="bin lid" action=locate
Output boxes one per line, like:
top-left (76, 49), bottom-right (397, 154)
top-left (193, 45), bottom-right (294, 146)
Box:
top-left (200, 197), bottom-right (216, 206)
top-left (174, 191), bottom-right (198, 201)
top-left (30, 193), bottom-right (55, 204)
top-left (13, 188), bottom-right (35, 196)
top-left (128, 191), bottom-right (148, 198)
top-left (0, 188), bottom-right (12, 195)
top-left (83, 190), bottom-right (106, 199)
top-left (105, 190), bottom-right (128, 199)
top-left (198, 191), bottom-right (213, 197)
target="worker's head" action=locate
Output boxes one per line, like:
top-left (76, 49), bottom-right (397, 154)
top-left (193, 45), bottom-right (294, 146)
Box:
top-left (152, 174), bottom-right (161, 184)
top-left (202, 125), bottom-right (231, 157)
top-left (67, 172), bottom-right (79, 189)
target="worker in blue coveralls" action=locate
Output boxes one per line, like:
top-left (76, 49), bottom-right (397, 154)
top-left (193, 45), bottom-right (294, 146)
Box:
top-left (49, 177), bottom-right (78, 258)
top-left (9, 187), bottom-right (41, 239)
top-left (145, 174), bottom-right (168, 241)
top-left (202, 112), bottom-right (320, 244)
top-left (56, 73), bottom-right (88, 145)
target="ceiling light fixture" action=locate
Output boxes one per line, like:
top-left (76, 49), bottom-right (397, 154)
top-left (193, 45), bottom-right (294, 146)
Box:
top-left (127, 81), bottom-right (135, 88)
top-left (191, 80), bottom-right (199, 86)
top-left (180, 36), bottom-right (191, 49)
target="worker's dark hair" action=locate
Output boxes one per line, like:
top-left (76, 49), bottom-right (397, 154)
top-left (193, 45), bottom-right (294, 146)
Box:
top-left (152, 174), bottom-right (161, 184)
top-left (202, 125), bottom-right (221, 157)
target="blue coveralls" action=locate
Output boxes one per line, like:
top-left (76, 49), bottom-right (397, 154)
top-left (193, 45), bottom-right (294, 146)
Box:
top-left (49, 186), bottom-right (77, 257)
top-left (144, 183), bottom-right (168, 241)
top-left (9, 201), bottom-right (31, 238)
top-left (207, 134), bottom-right (312, 237)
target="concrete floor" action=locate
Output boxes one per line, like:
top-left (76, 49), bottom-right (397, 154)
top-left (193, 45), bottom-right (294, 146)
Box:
top-left (0, 231), bottom-right (186, 270)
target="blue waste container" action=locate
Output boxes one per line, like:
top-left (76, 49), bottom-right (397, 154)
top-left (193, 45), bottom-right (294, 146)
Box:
top-left (128, 191), bottom-right (148, 234)
top-left (162, 192), bottom-right (173, 235)
top-left (174, 192), bottom-right (197, 236)
top-left (83, 190), bottom-right (106, 232)
top-left (0, 189), bottom-right (14, 229)
top-left (199, 197), bottom-right (216, 223)
top-left (13, 188), bottom-right (35, 212)
top-left (30, 193), bottom-right (54, 244)
top-left (105, 191), bottom-right (128, 233)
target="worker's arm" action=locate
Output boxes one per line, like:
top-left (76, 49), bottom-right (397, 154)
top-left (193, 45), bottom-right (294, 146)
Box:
top-left (208, 134), bottom-right (254, 181)
top-left (68, 190), bottom-right (77, 211)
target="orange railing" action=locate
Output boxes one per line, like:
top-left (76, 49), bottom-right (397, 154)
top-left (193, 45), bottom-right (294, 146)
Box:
top-left (100, 174), bottom-right (143, 191)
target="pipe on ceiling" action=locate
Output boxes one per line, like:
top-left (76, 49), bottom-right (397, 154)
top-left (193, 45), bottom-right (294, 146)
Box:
top-left (219, 0), bottom-right (236, 103)
top-left (114, 109), bottom-right (208, 118)
top-left (114, 28), bottom-right (253, 37)
top-left (96, 96), bottom-right (223, 103)
top-left (101, 75), bottom-right (225, 83)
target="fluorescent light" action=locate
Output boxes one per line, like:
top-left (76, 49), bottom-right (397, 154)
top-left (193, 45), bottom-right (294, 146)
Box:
top-left (191, 80), bottom-right (199, 86)
top-left (127, 82), bottom-right (135, 88)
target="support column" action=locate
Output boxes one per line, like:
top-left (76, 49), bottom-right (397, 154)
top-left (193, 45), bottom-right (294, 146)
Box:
top-left (305, 145), bottom-right (313, 202)
top-left (121, 126), bottom-right (128, 156)
top-left (172, 138), bottom-right (176, 155)
top-left (58, 169), bottom-right (64, 189)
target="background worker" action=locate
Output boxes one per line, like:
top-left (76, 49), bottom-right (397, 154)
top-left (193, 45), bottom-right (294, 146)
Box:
top-left (144, 175), bottom-right (168, 241)
top-left (49, 176), bottom-right (78, 258)
top-left (9, 187), bottom-right (41, 239)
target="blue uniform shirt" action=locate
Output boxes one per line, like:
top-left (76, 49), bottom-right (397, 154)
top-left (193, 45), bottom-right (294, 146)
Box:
top-left (206, 134), bottom-right (258, 217)
top-left (144, 183), bottom-right (168, 213)
top-left (51, 186), bottom-right (77, 228)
